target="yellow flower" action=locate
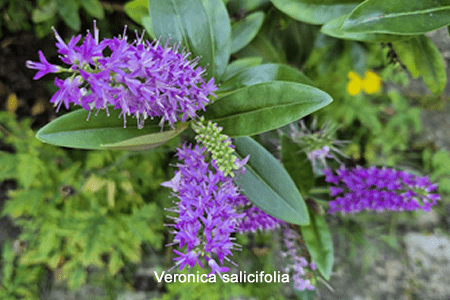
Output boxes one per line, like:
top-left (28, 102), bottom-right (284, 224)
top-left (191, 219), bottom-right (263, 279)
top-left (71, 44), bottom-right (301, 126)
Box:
top-left (347, 70), bottom-right (381, 96)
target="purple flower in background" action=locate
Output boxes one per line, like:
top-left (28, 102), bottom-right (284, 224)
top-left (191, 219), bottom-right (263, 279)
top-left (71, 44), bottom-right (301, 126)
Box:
top-left (281, 226), bottom-right (315, 291)
top-left (162, 144), bottom-right (247, 277)
top-left (26, 22), bottom-right (217, 128)
top-left (233, 194), bottom-right (283, 233)
top-left (324, 166), bottom-right (441, 214)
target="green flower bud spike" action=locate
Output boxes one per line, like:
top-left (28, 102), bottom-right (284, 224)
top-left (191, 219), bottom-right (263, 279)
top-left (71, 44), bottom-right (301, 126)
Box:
top-left (193, 117), bottom-right (239, 177)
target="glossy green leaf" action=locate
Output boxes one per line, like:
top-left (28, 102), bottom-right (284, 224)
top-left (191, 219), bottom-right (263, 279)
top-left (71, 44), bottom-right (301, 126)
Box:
top-left (80, 0), bottom-right (104, 19)
top-left (405, 35), bottom-right (447, 94)
top-left (36, 108), bottom-right (183, 150)
top-left (270, 0), bottom-right (362, 25)
top-left (236, 33), bottom-right (285, 63)
top-left (57, 0), bottom-right (80, 31)
top-left (221, 57), bottom-right (263, 82)
top-left (231, 11), bottom-right (265, 53)
top-left (219, 63), bottom-right (314, 93)
top-left (101, 122), bottom-right (188, 150)
top-left (300, 210), bottom-right (333, 280)
top-left (234, 137), bottom-right (309, 225)
top-left (321, 14), bottom-right (411, 42)
top-left (281, 135), bottom-right (315, 195)
top-left (125, 0), bottom-right (156, 39)
top-left (148, 0), bottom-right (231, 80)
top-left (202, 81), bottom-right (332, 137)
top-left (341, 0), bottom-right (450, 35)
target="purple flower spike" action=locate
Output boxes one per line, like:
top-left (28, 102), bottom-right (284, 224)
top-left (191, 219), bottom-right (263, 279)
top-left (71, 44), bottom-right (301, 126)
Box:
top-left (27, 22), bottom-right (217, 128)
top-left (324, 166), bottom-right (441, 214)
top-left (162, 144), bottom-right (246, 276)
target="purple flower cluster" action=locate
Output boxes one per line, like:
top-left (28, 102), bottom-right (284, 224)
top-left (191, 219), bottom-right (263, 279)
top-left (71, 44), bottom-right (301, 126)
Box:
top-left (324, 166), bottom-right (440, 214)
top-left (281, 226), bottom-right (315, 291)
top-left (162, 144), bottom-right (282, 276)
top-left (233, 194), bottom-right (283, 233)
top-left (26, 22), bottom-right (217, 128)
top-left (162, 144), bottom-right (245, 277)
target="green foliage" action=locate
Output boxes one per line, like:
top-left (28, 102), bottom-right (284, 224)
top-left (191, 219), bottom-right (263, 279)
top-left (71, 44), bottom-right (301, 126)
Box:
top-left (270, 0), bottom-right (363, 25)
top-left (234, 137), bottom-right (309, 225)
top-left (427, 149), bottom-right (450, 194)
top-left (0, 112), bottom-right (168, 294)
top-left (341, 0), bottom-right (450, 35)
top-left (231, 11), bottom-right (265, 53)
top-left (203, 81), bottom-right (332, 137)
top-left (148, 0), bottom-right (231, 81)
top-left (36, 107), bottom-right (185, 150)
top-left (300, 211), bottom-right (334, 280)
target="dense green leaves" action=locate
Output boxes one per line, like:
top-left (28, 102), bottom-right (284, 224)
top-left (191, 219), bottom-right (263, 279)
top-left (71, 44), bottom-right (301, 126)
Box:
top-left (148, 0), bottom-right (231, 81)
top-left (80, 0), bottom-right (104, 19)
top-left (218, 63), bottom-right (314, 93)
top-left (280, 135), bottom-right (315, 195)
top-left (321, 15), bottom-right (410, 42)
top-left (392, 35), bottom-right (446, 94)
top-left (341, 0), bottom-right (450, 35)
top-left (270, 0), bottom-right (362, 25)
top-left (234, 137), bottom-right (309, 225)
top-left (300, 210), bottom-right (333, 280)
top-left (202, 81), bottom-right (332, 137)
top-left (231, 11), bottom-right (265, 53)
top-left (57, 0), bottom-right (80, 31)
top-left (36, 108), bottom-right (186, 150)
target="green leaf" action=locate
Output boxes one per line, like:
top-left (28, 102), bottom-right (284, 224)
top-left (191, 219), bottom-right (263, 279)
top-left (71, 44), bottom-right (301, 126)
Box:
top-left (125, 0), bottom-right (148, 23)
top-left (270, 0), bottom-right (362, 25)
top-left (280, 135), bottom-right (314, 195)
top-left (108, 251), bottom-right (124, 276)
top-left (0, 152), bottom-right (16, 181)
top-left (36, 108), bottom-right (184, 150)
top-left (321, 14), bottom-right (411, 42)
top-left (231, 11), bottom-right (265, 53)
top-left (218, 63), bottom-right (314, 93)
top-left (407, 35), bottom-right (447, 94)
top-left (234, 137), bottom-right (309, 225)
top-left (391, 39), bottom-right (421, 78)
top-left (57, 0), bottom-right (80, 31)
top-left (202, 81), bottom-right (332, 137)
top-left (148, 0), bottom-right (231, 80)
top-left (221, 57), bottom-right (263, 81)
top-left (80, 0), bottom-right (104, 19)
top-left (300, 210), bottom-right (333, 280)
top-left (341, 0), bottom-right (450, 35)
top-left (17, 153), bottom-right (42, 188)
top-left (32, 0), bottom-right (57, 23)
top-left (100, 122), bottom-right (188, 150)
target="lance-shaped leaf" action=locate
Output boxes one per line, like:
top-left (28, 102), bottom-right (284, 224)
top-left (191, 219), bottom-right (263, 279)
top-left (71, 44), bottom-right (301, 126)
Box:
top-left (392, 35), bottom-right (446, 95)
top-left (300, 210), bottom-right (333, 280)
top-left (270, 0), bottom-right (363, 25)
top-left (221, 57), bottom-right (263, 82)
top-left (202, 81), bottom-right (332, 137)
top-left (341, 0), bottom-right (450, 35)
top-left (36, 108), bottom-right (186, 150)
top-left (231, 11), bottom-right (265, 53)
top-left (148, 0), bottom-right (231, 81)
top-left (218, 63), bottom-right (314, 93)
top-left (321, 14), bottom-right (411, 42)
top-left (234, 137), bottom-right (309, 225)
top-left (280, 135), bottom-right (315, 196)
